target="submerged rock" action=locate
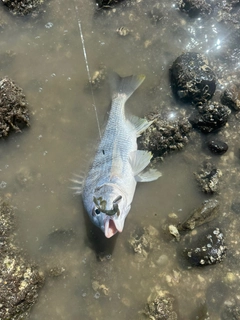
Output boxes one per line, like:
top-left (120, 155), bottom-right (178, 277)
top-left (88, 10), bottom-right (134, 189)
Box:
top-left (194, 162), bottom-right (222, 194)
top-left (221, 303), bottom-right (240, 320)
top-left (178, 0), bottom-right (213, 18)
top-left (145, 291), bottom-right (178, 320)
top-left (207, 139), bottom-right (228, 155)
top-left (0, 77), bottom-right (30, 138)
top-left (179, 199), bottom-right (220, 230)
top-left (129, 225), bottom-right (159, 261)
top-left (0, 198), bottom-right (44, 320)
top-left (170, 52), bottom-right (216, 104)
top-left (96, 0), bottom-right (125, 9)
top-left (2, 0), bottom-right (46, 16)
top-left (183, 227), bottom-right (227, 266)
top-left (89, 64), bottom-right (106, 89)
top-left (138, 112), bottom-right (192, 158)
top-left (189, 102), bottom-right (231, 133)
top-left (221, 83), bottom-right (240, 111)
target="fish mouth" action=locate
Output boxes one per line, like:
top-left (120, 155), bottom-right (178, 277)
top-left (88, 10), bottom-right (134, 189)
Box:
top-left (104, 218), bottom-right (122, 238)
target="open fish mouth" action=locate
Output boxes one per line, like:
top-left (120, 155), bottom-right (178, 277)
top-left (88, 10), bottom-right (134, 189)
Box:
top-left (104, 218), bottom-right (122, 238)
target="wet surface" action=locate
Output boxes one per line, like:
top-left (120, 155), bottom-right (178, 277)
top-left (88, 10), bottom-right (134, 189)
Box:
top-left (1, 0), bottom-right (240, 319)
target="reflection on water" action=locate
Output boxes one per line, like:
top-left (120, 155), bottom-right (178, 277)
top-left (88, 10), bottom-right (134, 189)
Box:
top-left (1, 0), bottom-right (240, 319)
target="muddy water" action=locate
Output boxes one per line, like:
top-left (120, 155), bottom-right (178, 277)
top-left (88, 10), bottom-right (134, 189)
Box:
top-left (1, 0), bottom-right (240, 319)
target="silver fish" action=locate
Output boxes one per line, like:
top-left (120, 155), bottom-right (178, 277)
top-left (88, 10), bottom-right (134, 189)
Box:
top-left (82, 72), bottom-right (161, 238)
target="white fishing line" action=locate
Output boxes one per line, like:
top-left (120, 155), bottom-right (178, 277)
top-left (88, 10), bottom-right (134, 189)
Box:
top-left (74, 2), bottom-right (102, 139)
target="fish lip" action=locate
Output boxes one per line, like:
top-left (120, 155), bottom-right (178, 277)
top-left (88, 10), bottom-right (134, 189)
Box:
top-left (104, 218), bottom-right (121, 238)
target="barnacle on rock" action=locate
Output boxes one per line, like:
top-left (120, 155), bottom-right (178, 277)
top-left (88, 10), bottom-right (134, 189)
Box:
top-left (0, 77), bottom-right (30, 138)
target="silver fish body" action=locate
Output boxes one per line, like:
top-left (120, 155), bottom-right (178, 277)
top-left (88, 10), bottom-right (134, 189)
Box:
top-left (82, 72), bottom-right (161, 238)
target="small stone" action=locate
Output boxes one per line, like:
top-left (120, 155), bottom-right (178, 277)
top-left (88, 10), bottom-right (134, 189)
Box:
top-left (169, 225), bottom-right (180, 241)
top-left (189, 102), bottom-right (231, 133)
top-left (207, 139), bottom-right (228, 155)
top-left (194, 162), bottom-right (222, 194)
top-left (116, 26), bottom-right (130, 36)
top-left (182, 227), bottom-right (227, 266)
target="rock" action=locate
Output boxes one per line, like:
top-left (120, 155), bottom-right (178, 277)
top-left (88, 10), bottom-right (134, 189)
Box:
top-left (89, 64), bottom-right (106, 89)
top-left (189, 102), bottom-right (231, 133)
top-left (96, 0), bottom-right (125, 9)
top-left (169, 225), bottom-right (180, 241)
top-left (0, 198), bottom-right (44, 320)
top-left (116, 26), bottom-right (130, 36)
top-left (194, 161), bottom-right (222, 194)
top-left (178, 0), bottom-right (213, 18)
top-left (207, 139), bottom-right (228, 155)
top-left (138, 112), bottom-right (192, 158)
top-left (145, 291), bottom-right (178, 320)
top-left (183, 227), bottom-right (227, 266)
top-left (179, 199), bottom-right (220, 230)
top-left (170, 52), bottom-right (216, 104)
top-left (0, 77), bottom-right (30, 138)
top-left (2, 0), bottom-right (46, 16)
top-left (129, 225), bottom-right (159, 261)
top-left (221, 83), bottom-right (240, 111)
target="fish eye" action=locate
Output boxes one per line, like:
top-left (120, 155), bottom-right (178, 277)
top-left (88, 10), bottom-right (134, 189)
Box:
top-left (95, 208), bottom-right (101, 215)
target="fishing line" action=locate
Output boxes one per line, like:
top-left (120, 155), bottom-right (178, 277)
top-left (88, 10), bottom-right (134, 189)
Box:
top-left (74, 2), bottom-right (102, 139)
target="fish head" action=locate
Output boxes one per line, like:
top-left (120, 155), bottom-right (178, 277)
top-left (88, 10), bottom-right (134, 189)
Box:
top-left (91, 184), bottom-right (131, 238)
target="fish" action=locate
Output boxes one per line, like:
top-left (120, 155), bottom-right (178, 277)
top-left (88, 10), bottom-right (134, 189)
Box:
top-left (81, 72), bottom-right (161, 238)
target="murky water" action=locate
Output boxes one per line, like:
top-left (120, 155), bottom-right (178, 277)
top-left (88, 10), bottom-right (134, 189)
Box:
top-left (1, 0), bottom-right (240, 319)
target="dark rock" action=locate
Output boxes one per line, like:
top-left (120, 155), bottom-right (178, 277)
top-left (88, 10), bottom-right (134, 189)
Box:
top-left (178, 0), bottom-right (213, 18)
top-left (194, 161), bottom-right (222, 194)
top-left (189, 102), bottom-right (231, 133)
top-left (2, 0), bottom-right (46, 16)
top-left (145, 291), bottom-right (178, 319)
top-left (221, 83), bottom-right (240, 111)
top-left (0, 77), bottom-right (30, 138)
top-left (96, 0), bottom-right (125, 9)
top-left (183, 227), bottom-right (227, 266)
top-left (231, 202), bottom-right (240, 214)
top-left (138, 112), bottom-right (192, 158)
top-left (207, 139), bottom-right (228, 155)
top-left (0, 198), bottom-right (44, 320)
top-left (179, 199), bottom-right (220, 230)
top-left (170, 52), bottom-right (216, 104)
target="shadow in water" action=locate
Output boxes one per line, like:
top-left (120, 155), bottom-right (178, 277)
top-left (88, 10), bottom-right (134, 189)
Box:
top-left (82, 207), bottom-right (118, 260)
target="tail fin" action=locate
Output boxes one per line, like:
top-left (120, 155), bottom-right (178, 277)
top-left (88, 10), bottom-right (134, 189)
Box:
top-left (109, 72), bottom-right (145, 103)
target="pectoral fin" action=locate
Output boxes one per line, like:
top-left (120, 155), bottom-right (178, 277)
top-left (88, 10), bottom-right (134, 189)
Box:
top-left (129, 150), bottom-right (152, 176)
top-left (128, 115), bottom-right (153, 137)
top-left (135, 169), bottom-right (162, 182)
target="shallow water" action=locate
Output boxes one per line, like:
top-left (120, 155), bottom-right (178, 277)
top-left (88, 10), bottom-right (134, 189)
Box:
top-left (1, 0), bottom-right (240, 319)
